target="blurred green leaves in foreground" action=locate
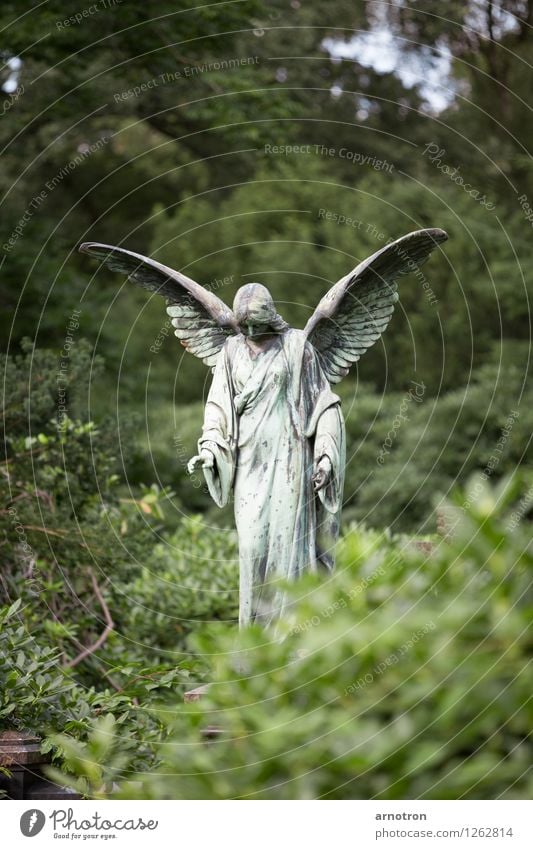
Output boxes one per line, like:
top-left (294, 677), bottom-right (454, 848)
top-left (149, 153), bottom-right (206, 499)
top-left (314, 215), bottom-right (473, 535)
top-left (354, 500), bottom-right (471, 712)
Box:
top-left (45, 478), bottom-right (532, 800)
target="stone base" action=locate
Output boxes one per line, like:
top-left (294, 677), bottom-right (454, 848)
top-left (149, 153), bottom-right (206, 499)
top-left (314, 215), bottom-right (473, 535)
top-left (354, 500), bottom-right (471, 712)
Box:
top-left (26, 779), bottom-right (81, 800)
top-left (0, 730), bottom-right (81, 800)
top-left (183, 687), bottom-right (223, 739)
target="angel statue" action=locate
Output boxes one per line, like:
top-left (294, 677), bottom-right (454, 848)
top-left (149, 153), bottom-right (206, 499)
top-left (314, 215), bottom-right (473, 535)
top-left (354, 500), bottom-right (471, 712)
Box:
top-left (80, 228), bottom-right (447, 628)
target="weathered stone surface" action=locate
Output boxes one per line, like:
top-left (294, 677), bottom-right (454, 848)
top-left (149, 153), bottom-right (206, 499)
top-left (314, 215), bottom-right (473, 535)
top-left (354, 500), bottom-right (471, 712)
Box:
top-left (0, 730), bottom-right (46, 767)
top-left (0, 730), bottom-right (81, 799)
top-left (81, 229), bottom-right (448, 628)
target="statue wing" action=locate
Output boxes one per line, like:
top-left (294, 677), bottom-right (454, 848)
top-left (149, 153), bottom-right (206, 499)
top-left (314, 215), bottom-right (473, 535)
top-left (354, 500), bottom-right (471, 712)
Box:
top-left (304, 228), bottom-right (448, 384)
top-left (79, 242), bottom-right (239, 368)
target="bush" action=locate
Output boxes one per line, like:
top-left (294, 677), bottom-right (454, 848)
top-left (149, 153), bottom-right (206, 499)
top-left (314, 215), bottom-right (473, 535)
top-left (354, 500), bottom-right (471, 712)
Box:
top-left (0, 342), bottom-right (222, 679)
top-left (5, 344), bottom-right (531, 800)
top-left (0, 600), bottom-right (190, 779)
top-left (111, 516), bottom-right (239, 656)
top-left (100, 476), bottom-right (531, 800)
top-left (341, 364), bottom-right (533, 532)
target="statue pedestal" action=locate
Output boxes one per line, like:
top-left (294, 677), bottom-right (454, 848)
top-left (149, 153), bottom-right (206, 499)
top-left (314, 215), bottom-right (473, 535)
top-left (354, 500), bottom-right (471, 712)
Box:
top-left (0, 731), bottom-right (43, 799)
top-left (0, 730), bottom-right (80, 800)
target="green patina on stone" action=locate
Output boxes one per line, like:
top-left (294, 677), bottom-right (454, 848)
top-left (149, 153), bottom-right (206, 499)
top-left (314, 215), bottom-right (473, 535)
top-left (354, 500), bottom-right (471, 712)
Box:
top-left (80, 228), bottom-right (448, 627)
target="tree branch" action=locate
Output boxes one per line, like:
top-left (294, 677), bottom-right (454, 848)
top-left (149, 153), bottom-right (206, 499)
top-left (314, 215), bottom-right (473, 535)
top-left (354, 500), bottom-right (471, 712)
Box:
top-left (64, 569), bottom-right (114, 669)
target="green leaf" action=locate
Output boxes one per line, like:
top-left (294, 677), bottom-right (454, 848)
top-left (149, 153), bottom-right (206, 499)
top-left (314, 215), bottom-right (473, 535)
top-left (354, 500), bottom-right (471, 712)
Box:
top-left (7, 599), bottom-right (22, 618)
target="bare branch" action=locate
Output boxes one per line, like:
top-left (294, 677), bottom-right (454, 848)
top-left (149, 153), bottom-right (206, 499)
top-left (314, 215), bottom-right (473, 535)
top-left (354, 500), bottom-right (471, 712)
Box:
top-left (64, 570), bottom-right (114, 669)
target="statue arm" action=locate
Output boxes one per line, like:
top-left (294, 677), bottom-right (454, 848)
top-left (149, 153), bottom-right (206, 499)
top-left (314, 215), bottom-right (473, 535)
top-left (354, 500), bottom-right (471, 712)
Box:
top-left (299, 339), bottom-right (344, 508)
top-left (313, 404), bottom-right (345, 513)
top-left (193, 346), bottom-right (237, 507)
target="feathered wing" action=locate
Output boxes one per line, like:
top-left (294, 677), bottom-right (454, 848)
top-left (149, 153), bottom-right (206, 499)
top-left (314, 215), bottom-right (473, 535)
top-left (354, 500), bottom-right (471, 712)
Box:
top-left (79, 243), bottom-right (239, 368)
top-left (304, 228), bottom-right (448, 384)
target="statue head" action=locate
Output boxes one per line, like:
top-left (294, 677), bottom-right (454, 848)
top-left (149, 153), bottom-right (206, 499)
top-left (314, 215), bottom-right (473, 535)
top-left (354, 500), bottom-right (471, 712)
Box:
top-left (233, 283), bottom-right (288, 339)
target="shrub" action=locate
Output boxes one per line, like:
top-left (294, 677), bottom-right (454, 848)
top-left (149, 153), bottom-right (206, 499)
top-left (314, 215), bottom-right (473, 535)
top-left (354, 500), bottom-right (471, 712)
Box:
top-left (102, 476), bottom-right (532, 800)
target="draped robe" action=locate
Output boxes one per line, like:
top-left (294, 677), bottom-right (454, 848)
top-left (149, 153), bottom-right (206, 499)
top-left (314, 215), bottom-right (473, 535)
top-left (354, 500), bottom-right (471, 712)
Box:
top-left (198, 328), bottom-right (345, 627)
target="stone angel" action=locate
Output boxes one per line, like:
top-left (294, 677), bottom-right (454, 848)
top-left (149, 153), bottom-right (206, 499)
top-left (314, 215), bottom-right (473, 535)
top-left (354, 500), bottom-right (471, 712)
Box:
top-left (80, 228), bottom-right (447, 627)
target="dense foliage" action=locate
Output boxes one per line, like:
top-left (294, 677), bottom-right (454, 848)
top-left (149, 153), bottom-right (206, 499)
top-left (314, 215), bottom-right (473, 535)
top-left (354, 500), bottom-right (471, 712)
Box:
top-left (0, 342), bottom-right (237, 773)
top-left (47, 483), bottom-right (533, 799)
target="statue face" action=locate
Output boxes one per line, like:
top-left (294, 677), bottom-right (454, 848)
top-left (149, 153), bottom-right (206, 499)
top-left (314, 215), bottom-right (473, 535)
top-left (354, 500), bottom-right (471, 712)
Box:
top-left (233, 282), bottom-right (286, 338)
top-left (239, 321), bottom-right (272, 339)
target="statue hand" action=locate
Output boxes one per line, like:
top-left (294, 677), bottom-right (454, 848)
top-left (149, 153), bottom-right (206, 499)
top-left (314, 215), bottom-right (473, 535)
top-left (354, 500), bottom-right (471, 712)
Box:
top-left (312, 456), bottom-right (332, 492)
top-left (187, 448), bottom-right (214, 474)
